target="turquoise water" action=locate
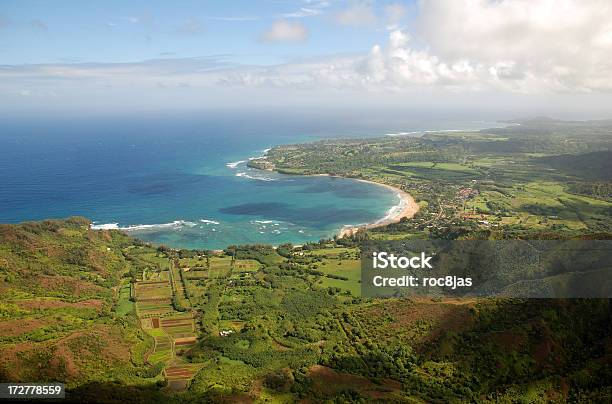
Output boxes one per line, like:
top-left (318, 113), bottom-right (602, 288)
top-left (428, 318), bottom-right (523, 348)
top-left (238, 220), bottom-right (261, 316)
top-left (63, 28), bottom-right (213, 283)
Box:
top-left (0, 112), bottom-right (497, 249)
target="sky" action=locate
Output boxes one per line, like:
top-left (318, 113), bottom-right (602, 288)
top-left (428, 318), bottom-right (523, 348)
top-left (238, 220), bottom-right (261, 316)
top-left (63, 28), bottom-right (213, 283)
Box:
top-left (1, 0), bottom-right (612, 117)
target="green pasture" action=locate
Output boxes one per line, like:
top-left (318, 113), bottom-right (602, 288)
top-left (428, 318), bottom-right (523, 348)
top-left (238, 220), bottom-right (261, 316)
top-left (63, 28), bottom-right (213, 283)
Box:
top-left (304, 247), bottom-right (358, 258)
top-left (115, 283), bottom-right (134, 316)
top-left (314, 258), bottom-right (361, 297)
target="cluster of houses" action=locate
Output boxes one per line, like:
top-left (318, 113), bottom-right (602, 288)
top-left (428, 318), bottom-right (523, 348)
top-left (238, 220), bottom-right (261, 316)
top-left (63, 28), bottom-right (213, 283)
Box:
top-left (457, 187), bottom-right (479, 199)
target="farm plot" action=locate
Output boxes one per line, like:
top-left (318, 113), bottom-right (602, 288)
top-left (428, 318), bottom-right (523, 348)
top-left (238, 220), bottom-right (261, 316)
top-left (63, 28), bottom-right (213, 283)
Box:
top-left (144, 269), bottom-right (170, 282)
top-left (137, 301), bottom-right (175, 318)
top-left (133, 268), bottom-right (203, 389)
top-left (161, 315), bottom-right (195, 334)
top-left (181, 257), bottom-right (261, 280)
top-left (115, 283), bottom-right (134, 316)
top-left (161, 315), bottom-right (198, 353)
top-left (146, 328), bottom-right (173, 364)
top-left (208, 257), bottom-right (233, 278)
top-left (134, 281), bottom-right (172, 299)
top-left (165, 363), bottom-right (203, 390)
top-left (134, 277), bottom-right (176, 317)
top-left (234, 259), bottom-right (261, 272)
top-left (185, 270), bottom-right (208, 280)
top-left (183, 256), bottom-right (238, 279)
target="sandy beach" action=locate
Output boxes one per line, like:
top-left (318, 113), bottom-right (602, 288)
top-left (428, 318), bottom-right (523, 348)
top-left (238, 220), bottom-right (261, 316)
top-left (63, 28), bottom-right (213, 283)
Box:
top-left (337, 178), bottom-right (419, 238)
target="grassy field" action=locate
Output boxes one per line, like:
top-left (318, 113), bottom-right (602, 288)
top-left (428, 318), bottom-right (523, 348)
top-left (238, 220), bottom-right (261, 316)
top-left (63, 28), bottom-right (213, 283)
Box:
top-left (464, 180), bottom-right (611, 231)
top-left (115, 283), bottom-right (134, 316)
top-left (305, 247), bottom-right (358, 258)
top-left (233, 259), bottom-right (261, 272)
top-left (313, 258), bottom-right (361, 296)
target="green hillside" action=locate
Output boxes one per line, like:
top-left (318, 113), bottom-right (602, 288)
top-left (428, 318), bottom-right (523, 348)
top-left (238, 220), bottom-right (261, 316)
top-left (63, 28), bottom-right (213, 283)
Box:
top-left (0, 218), bottom-right (163, 394)
top-left (1, 219), bottom-right (611, 402)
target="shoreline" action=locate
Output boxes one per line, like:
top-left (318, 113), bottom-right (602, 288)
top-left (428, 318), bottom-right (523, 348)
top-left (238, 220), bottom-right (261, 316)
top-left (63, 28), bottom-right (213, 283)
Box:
top-left (93, 163), bottom-right (420, 245)
top-left (335, 177), bottom-right (419, 238)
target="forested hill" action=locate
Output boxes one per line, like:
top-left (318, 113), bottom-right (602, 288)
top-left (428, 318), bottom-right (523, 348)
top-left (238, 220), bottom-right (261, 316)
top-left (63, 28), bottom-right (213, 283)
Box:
top-left (1, 218), bottom-right (612, 402)
top-left (0, 218), bottom-right (165, 400)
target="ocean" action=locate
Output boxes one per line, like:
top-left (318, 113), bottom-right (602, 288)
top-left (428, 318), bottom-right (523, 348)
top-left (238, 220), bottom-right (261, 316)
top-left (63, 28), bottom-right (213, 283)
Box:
top-left (0, 110), bottom-right (499, 249)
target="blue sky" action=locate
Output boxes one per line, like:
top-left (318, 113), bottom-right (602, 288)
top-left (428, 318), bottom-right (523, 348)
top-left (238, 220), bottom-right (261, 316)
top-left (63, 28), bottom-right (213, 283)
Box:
top-left (1, 1), bottom-right (611, 116)
top-left (0, 0), bottom-right (416, 65)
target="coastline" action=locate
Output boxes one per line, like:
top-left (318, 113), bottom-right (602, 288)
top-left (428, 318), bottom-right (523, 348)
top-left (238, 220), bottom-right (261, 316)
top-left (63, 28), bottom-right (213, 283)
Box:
top-left (335, 178), bottom-right (419, 238)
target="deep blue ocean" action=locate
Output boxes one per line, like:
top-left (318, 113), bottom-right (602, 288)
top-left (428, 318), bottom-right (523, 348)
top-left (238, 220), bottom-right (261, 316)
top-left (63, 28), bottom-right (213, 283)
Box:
top-left (0, 110), bottom-right (499, 249)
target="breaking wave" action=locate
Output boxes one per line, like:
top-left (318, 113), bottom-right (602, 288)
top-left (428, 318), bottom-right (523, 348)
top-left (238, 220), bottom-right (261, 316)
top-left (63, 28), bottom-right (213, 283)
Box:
top-left (92, 220), bottom-right (198, 232)
top-left (200, 219), bottom-right (220, 225)
top-left (90, 222), bottom-right (119, 230)
top-left (235, 172), bottom-right (277, 181)
top-left (226, 160), bottom-right (246, 168)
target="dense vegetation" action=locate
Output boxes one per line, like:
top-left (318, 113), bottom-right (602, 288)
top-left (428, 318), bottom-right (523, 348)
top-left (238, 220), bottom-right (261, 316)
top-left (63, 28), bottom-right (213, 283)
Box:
top-left (1, 220), bottom-right (610, 402)
top-left (0, 218), bottom-right (159, 390)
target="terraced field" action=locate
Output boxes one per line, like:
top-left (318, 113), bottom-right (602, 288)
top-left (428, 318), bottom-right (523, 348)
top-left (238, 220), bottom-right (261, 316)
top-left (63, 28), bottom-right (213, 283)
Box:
top-left (165, 363), bottom-right (204, 391)
top-left (133, 267), bottom-right (201, 389)
top-left (162, 314), bottom-right (198, 353)
top-left (147, 328), bottom-right (173, 363)
top-left (134, 280), bottom-right (174, 318)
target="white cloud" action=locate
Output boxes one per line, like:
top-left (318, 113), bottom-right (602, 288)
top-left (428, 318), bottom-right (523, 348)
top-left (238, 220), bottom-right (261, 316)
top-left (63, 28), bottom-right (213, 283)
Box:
top-left (282, 0), bottom-right (331, 18)
top-left (3, 0), bottom-right (612, 113)
top-left (335, 3), bottom-right (377, 27)
top-left (356, 30), bottom-right (488, 91)
top-left (261, 20), bottom-right (308, 42)
top-left (414, 0), bottom-right (612, 93)
top-left (240, 0), bottom-right (612, 94)
top-left (281, 8), bottom-right (321, 18)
